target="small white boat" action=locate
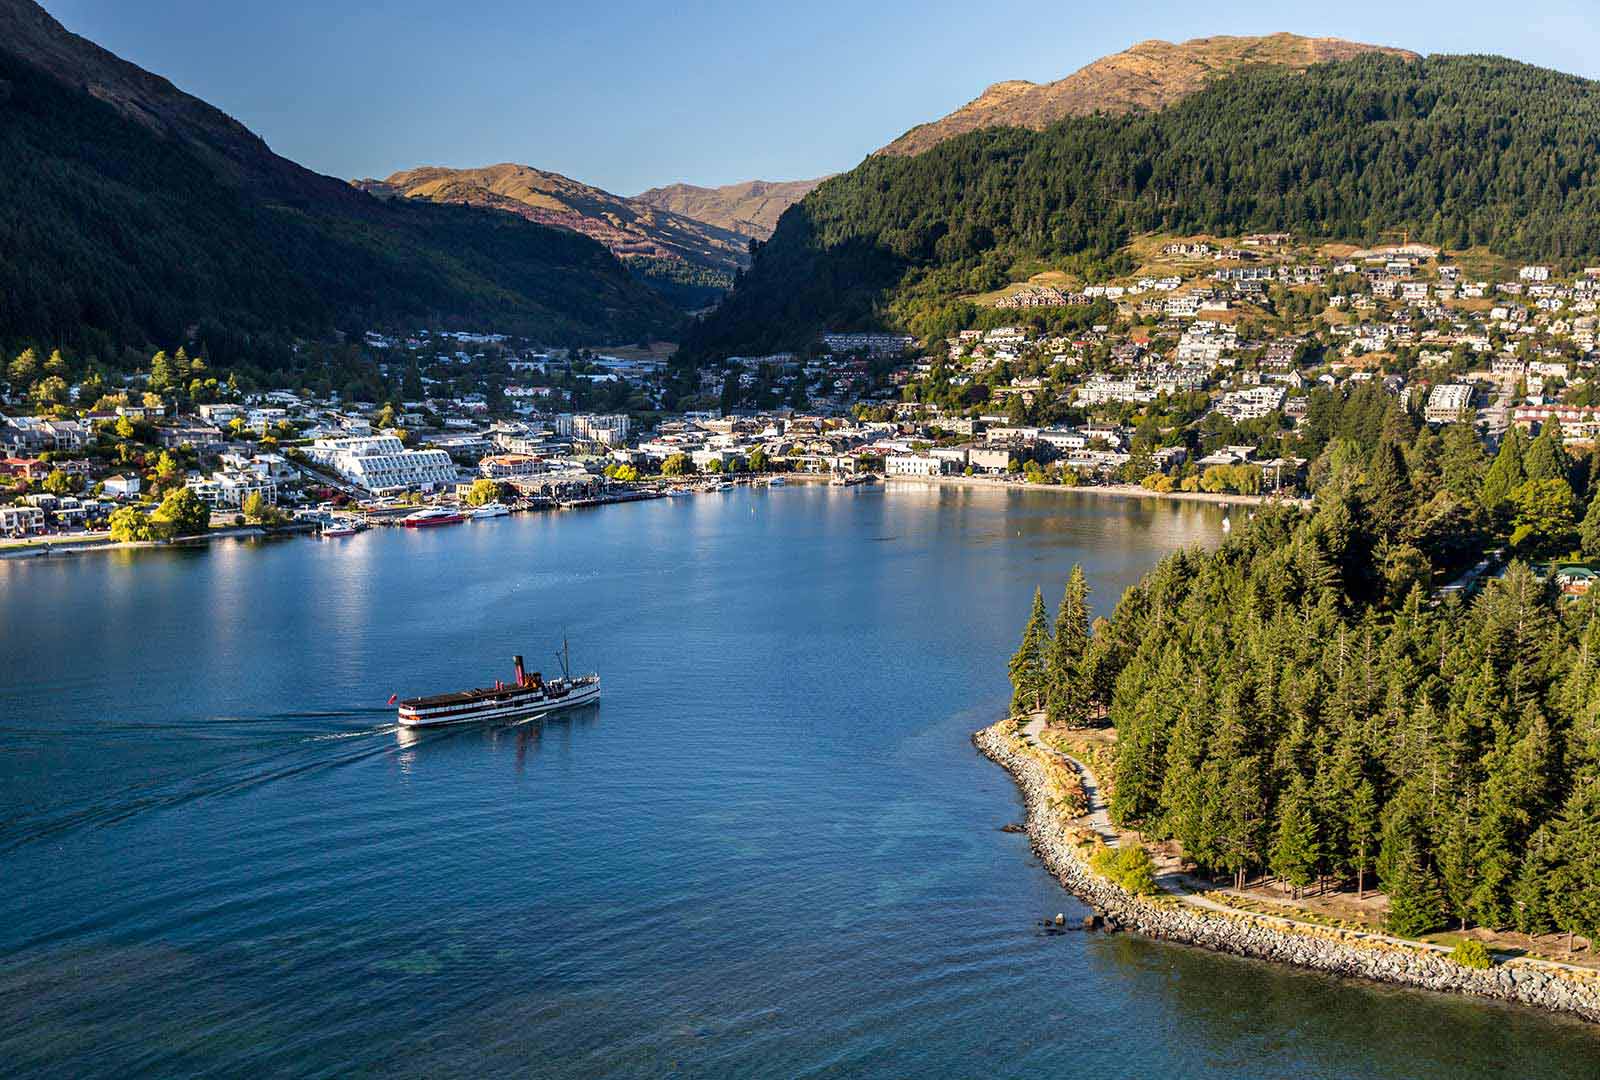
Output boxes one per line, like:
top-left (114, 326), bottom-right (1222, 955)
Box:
top-left (766, 477), bottom-right (786, 487)
top-left (471, 503), bottom-right (511, 519)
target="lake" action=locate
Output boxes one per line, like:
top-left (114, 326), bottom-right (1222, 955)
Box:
top-left (2, 482), bottom-right (1597, 1077)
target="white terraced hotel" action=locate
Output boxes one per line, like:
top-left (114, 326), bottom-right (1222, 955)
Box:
top-left (304, 435), bottom-right (456, 494)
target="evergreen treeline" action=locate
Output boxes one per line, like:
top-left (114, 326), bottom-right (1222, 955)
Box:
top-left (688, 52), bottom-right (1600, 357)
top-left (1010, 397), bottom-right (1600, 940)
top-left (0, 49), bottom-right (680, 351)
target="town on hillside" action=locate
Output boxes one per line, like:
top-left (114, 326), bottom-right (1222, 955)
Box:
top-left (4, 235), bottom-right (1599, 581)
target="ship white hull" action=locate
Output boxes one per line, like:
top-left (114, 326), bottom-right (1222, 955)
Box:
top-left (397, 677), bottom-right (600, 728)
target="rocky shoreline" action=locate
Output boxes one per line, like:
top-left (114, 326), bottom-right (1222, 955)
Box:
top-left (975, 721), bottom-right (1600, 1024)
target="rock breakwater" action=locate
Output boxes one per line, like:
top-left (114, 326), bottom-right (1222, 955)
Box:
top-left (975, 722), bottom-right (1600, 1024)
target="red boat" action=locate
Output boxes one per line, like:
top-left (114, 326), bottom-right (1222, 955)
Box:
top-left (401, 508), bottom-right (466, 528)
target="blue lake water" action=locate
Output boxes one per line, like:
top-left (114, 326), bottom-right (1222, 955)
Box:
top-left (2, 482), bottom-right (1598, 1078)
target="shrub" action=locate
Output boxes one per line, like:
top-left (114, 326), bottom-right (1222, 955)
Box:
top-left (1089, 843), bottom-right (1158, 896)
top-left (1452, 939), bottom-right (1492, 969)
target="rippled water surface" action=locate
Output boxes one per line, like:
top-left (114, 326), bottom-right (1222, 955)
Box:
top-left (2, 483), bottom-right (1598, 1078)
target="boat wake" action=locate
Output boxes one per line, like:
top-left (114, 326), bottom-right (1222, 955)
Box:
top-left (0, 716), bottom-right (402, 854)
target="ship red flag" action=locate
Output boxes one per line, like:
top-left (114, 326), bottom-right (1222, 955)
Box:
top-left (387, 694), bottom-right (397, 705)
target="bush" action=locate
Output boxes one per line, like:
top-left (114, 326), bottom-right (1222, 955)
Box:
top-left (1089, 843), bottom-right (1158, 896)
top-left (1451, 939), bottom-right (1492, 969)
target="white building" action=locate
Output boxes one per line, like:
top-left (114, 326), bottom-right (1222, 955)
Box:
top-left (555, 413), bottom-right (631, 446)
top-left (1214, 385), bottom-right (1286, 421)
top-left (305, 436), bottom-right (456, 493)
top-left (188, 470), bottom-right (277, 509)
top-left (885, 453), bottom-right (943, 477)
top-left (1424, 384), bottom-right (1475, 424)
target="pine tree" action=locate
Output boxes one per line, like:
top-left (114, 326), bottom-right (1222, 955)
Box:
top-left (1008, 588), bottom-right (1050, 716)
top-left (1480, 426), bottom-right (1527, 514)
top-left (1384, 843), bottom-right (1445, 936)
top-left (1440, 421), bottom-right (1487, 503)
top-left (1364, 438), bottom-right (1413, 537)
top-left (1046, 566), bottom-right (1091, 726)
top-left (1270, 773), bottom-right (1321, 898)
top-left (1523, 421), bottom-right (1571, 486)
top-left (1580, 487), bottom-right (1600, 557)
top-left (1471, 708), bottom-right (1557, 928)
top-left (1436, 790), bottom-right (1480, 929)
top-left (149, 350), bottom-right (174, 393)
top-left (1347, 778), bottom-right (1380, 899)
top-left (1547, 780), bottom-right (1600, 955)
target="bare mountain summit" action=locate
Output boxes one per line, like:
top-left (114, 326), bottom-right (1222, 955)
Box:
top-left (631, 178), bottom-right (827, 242)
top-left (878, 32), bottom-right (1419, 157)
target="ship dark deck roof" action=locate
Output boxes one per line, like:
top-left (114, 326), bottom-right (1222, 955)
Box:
top-left (402, 683), bottom-right (544, 709)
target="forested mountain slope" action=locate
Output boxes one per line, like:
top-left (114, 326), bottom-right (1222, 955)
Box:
top-left (0, 0), bottom-right (679, 348)
top-left (684, 53), bottom-right (1600, 358)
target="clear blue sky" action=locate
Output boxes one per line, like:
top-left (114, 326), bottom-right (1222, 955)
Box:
top-left (39, 0), bottom-right (1600, 196)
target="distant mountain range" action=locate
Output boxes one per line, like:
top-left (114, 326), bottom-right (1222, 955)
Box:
top-left (358, 164), bottom-right (754, 274)
top-left (358, 168), bottom-right (829, 310)
top-left (0, 0), bottom-right (681, 348)
top-left (631, 179), bottom-right (827, 241)
top-left (877, 33), bottom-right (1418, 157)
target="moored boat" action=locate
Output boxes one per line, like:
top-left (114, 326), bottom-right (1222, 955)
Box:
top-left (401, 507), bottom-right (467, 528)
top-left (471, 503), bottom-right (511, 519)
top-left (396, 646), bottom-right (601, 728)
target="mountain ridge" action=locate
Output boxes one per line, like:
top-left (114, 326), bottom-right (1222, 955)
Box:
top-left (0, 0), bottom-right (679, 346)
top-left (685, 51), bottom-right (1600, 359)
top-left (358, 163), bottom-right (754, 279)
top-left (877, 32), bottom-right (1419, 157)
top-left (631, 179), bottom-right (827, 241)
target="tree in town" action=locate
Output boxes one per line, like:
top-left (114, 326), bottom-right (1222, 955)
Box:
top-left (1480, 426), bottom-right (1528, 515)
top-left (148, 350), bottom-right (175, 393)
top-left (108, 506), bottom-right (168, 542)
top-left (464, 478), bottom-right (502, 507)
top-left (1509, 478), bottom-right (1578, 554)
top-left (1440, 421), bottom-right (1488, 503)
top-left (42, 469), bottom-right (75, 497)
top-left (1523, 422), bottom-right (1571, 486)
top-left (150, 487), bottom-right (210, 537)
top-left (7, 347), bottom-right (39, 389)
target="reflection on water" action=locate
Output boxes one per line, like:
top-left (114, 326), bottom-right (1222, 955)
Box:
top-left (1, 486), bottom-right (1596, 1078)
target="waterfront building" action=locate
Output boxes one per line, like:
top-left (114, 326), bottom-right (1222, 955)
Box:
top-left (479, 454), bottom-right (546, 480)
top-left (188, 470), bottom-right (278, 508)
top-left (885, 453), bottom-right (943, 477)
top-left (304, 436), bottom-right (456, 493)
top-left (0, 505), bottom-right (46, 537)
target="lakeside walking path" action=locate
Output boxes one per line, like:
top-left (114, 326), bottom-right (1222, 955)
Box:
top-left (1011, 715), bottom-right (1600, 977)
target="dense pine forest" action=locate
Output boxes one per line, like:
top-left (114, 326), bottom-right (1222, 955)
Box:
top-left (1009, 388), bottom-right (1600, 941)
top-left (687, 52), bottom-right (1600, 358)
